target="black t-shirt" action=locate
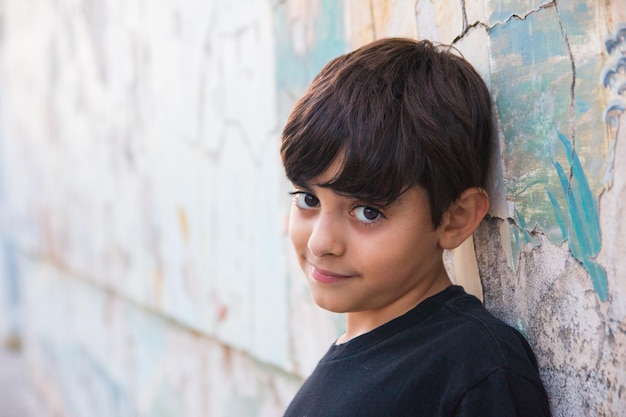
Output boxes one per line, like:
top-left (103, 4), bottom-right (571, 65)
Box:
top-left (283, 286), bottom-right (551, 417)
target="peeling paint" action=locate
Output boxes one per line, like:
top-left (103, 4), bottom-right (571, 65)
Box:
top-left (489, 1), bottom-right (611, 283)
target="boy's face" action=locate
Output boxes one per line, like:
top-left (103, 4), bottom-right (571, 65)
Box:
top-left (288, 160), bottom-right (451, 321)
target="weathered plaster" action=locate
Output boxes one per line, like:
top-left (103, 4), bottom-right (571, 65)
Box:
top-left (19, 254), bottom-right (302, 417)
top-left (0, 1), bottom-right (624, 416)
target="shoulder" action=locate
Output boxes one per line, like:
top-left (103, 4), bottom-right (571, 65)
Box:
top-left (410, 291), bottom-right (540, 378)
top-left (452, 366), bottom-right (552, 416)
top-left (406, 290), bottom-right (550, 414)
top-left (437, 292), bottom-right (539, 372)
top-left (418, 291), bottom-right (549, 403)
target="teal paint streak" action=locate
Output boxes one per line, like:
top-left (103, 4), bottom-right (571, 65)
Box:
top-left (546, 188), bottom-right (568, 241)
top-left (556, 131), bottom-right (602, 252)
top-left (549, 132), bottom-right (607, 301)
top-left (553, 159), bottom-right (582, 259)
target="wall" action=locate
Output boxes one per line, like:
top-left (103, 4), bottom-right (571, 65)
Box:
top-left (0, 1), bottom-right (623, 416)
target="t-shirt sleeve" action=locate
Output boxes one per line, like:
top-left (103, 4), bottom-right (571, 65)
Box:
top-left (453, 367), bottom-right (552, 417)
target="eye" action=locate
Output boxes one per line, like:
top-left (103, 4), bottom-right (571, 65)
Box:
top-left (353, 206), bottom-right (383, 223)
top-left (291, 192), bottom-right (320, 209)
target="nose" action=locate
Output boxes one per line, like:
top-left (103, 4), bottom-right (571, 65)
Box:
top-left (307, 211), bottom-right (345, 258)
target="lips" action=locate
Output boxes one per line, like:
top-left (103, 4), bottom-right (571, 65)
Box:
top-left (309, 264), bottom-right (355, 284)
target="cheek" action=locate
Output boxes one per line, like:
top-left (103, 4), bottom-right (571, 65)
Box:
top-left (359, 241), bottom-right (405, 272)
top-left (361, 230), bottom-right (427, 270)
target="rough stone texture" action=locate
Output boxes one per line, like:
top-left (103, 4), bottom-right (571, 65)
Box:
top-left (0, 1), bottom-right (624, 416)
top-left (476, 216), bottom-right (626, 416)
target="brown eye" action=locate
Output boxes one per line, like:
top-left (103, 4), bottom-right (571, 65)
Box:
top-left (293, 192), bottom-right (320, 209)
top-left (353, 206), bottom-right (382, 223)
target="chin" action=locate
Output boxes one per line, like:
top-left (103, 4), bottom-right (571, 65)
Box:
top-left (310, 293), bottom-right (351, 314)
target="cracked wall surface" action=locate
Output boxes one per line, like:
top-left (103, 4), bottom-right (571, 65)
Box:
top-left (0, 0), bottom-right (624, 416)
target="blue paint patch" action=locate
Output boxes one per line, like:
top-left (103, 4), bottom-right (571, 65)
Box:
top-left (489, 10), bottom-right (513, 25)
top-left (274, 0), bottom-right (346, 101)
top-left (551, 131), bottom-right (607, 301)
top-left (601, 68), bottom-right (617, 88)
top-left (489, 8), bottom-right (566, 67)
top-left (604, 24), bottom-right (626, 55)
top-left (574, 2), bottom-right (588, 13)
top-left (602, 25), bottom-right (626, 129)
top-left (576, 100), bottom-right (590, 114)
top-left (556, 5), bottom-right (586, 38)
top-left (603, 101), bottom-right (625, 128)
top-left (617, 56), bottom-right (626, 73)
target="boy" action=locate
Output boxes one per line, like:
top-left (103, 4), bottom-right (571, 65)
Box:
top-left (280, 38), bottom-right (551, 416)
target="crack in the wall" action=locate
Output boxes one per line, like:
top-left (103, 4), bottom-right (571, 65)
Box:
top-left (489, 1), bottom-right (556, 28)
top-left (452, 1), bottom-right (556, 45)
top-left (554, 0), bottom-right (578, 192)
top-left (451, 21), bottom-right (489, 45)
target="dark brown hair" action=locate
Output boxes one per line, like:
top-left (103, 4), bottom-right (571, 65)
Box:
top-left (281, 38), bottom-right (493, 227)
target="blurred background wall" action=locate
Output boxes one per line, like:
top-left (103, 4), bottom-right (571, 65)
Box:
top-left (0, 1), bottom-right (624, 416)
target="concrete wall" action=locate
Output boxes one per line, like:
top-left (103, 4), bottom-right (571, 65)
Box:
top-left (0, 1), bottom-right (623, 416)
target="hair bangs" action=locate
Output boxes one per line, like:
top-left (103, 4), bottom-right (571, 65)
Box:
top-left (281, 94), bottom-right (348, 187)
top-left (318, 124), bottom-right (425, 207)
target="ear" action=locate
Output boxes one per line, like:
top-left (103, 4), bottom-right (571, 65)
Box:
top-left (438, 187), bottom-right (489, 250)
